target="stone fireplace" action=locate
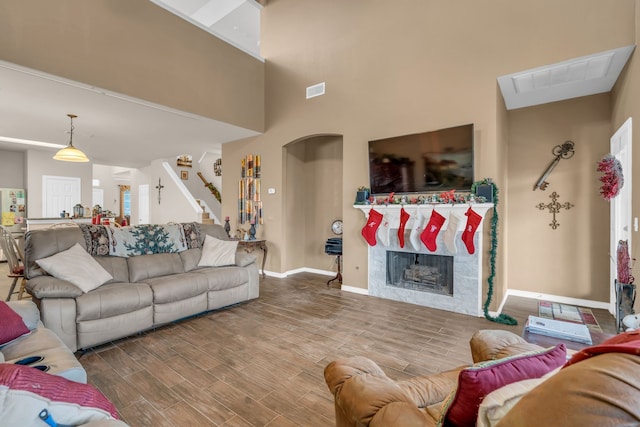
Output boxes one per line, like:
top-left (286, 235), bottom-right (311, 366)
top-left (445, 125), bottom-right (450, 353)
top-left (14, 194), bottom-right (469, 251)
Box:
top-left (356, 203), bottom-right (493, 316)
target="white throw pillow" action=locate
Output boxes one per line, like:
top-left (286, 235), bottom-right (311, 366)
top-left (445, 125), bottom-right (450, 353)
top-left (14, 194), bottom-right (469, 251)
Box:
top-left (36, 243), bottom-right (113, 293)
top-left (198, 235), bottom-right (238, 267)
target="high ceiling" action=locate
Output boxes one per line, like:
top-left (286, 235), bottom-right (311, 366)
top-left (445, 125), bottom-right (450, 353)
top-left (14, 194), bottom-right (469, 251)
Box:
top-left (0, 0), bottom-right (263, 168)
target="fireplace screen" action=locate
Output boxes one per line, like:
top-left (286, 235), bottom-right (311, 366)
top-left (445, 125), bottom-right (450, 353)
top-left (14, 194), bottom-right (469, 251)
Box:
top-left (386, 251), bottom-right (454, 296)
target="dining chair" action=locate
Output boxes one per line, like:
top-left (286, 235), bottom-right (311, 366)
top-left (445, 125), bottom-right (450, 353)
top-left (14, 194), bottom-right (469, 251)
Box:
top-left (0, 226), bottom-right (27, 301)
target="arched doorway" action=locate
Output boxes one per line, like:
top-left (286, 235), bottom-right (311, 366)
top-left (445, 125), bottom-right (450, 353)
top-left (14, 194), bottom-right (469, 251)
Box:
top-left (283, 134), bottom-right (343, 273)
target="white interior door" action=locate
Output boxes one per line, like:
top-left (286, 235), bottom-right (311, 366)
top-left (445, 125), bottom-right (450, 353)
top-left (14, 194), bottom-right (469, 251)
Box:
top-left (138, 184), bottom-right (149, 224)
top-left (42, 176), bottom-right (81, 217)
top-left (610, 117), bottom-right (633, 315)
top-left (92, 188), bottom-right (104, 209)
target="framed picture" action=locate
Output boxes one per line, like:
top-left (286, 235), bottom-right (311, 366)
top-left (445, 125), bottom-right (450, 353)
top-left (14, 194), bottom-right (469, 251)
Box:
top-left (177, 154), bottom-right (193, 168)
top-left (181, 170), bottom-right (189, 180)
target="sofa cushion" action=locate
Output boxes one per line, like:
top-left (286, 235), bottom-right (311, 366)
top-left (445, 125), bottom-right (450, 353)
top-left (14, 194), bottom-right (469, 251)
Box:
top-left (93, 256), bottom-right (130, 284)
top-left (198, 235), bottom-right (238, 267)
top-left (439, 344), bottom-right (566, 427)
top-left (127, 252), bottom-right (185, 282)
top-left (76, 283), bottom-right (153, 322)
top-left (195, 266), bottom-right (250, 291)
top-left (144, 273), bottom-right (209, 304)
top-left (35, 243), bottom-right (113, 293)
top-left (0, 364), bottom-right (119, 425)
top-left (0, 301), bottom-right (30, 346)
top-left (182, 248), bottom-right (257, 272)
top-left (180, 248), bottom-right (202, 272)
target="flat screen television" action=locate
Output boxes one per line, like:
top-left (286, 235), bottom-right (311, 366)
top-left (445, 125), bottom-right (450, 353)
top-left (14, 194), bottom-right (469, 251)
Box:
top-left (368, 123), bottom-right (474, 194)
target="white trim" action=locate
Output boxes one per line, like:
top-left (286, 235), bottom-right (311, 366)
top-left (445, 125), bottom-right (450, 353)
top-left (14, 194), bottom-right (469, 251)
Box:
top-left (263, 267), bottom-right (335, 279)
top-left (263, 268), bottom-right (370, 295)
top-left (504, 289), bottom-right (610, 310)
top-left (340, 285), bottom-right (369, 295)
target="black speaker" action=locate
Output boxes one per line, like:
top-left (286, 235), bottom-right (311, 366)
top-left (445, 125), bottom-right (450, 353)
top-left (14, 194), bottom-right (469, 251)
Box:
top-left (475, 184), bottom-right (493, 203)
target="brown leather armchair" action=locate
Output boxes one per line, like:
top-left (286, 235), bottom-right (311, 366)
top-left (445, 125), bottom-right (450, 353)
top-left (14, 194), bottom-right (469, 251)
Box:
top-left (324, 329), bottom-right (640, 427)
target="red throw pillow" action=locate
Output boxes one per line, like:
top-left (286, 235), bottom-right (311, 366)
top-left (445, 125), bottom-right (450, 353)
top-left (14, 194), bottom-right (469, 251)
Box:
top-left (439, 344), bottom-right (567, 427)
top-left (0, 301), bottom-right (30, 346)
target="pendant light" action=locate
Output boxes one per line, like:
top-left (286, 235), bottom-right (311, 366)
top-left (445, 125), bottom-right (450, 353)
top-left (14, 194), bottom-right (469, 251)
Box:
top-left (53, 114), bottom-right (89, 162)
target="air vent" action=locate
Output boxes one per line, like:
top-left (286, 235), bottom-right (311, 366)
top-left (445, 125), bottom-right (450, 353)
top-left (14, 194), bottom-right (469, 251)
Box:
top-left (306, 82), bottom-right (325, 99)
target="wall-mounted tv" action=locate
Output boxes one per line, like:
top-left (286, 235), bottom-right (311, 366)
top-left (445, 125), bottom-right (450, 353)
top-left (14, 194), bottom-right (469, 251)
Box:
top-left (368, 123), bottom-right (474, 194)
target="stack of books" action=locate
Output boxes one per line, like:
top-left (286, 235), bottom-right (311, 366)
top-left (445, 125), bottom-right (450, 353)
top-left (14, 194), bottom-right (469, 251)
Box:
top-left (525, 315), bottom-right (593, 345)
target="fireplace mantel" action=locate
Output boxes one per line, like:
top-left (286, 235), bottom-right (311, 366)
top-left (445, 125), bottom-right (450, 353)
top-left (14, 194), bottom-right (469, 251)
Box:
top-left (353, 203), bottom-right (494, 230)
top-left (354, 202), bottom-right (495, 317)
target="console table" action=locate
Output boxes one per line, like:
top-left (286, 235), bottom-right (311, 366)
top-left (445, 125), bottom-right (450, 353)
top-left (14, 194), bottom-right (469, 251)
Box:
top-left (237, 239), bottom-right (267, 278)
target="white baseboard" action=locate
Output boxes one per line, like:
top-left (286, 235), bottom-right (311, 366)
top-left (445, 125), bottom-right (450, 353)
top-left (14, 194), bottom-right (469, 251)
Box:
top-left (264, 272), bottom-right (609, 312)
top-left (263, 267), bottom-right (335, 279)
top-left (503, 289), bottom-right (610, 310)
top-left (264, 268), bottom-right (369, 295)
top-left (340, 285), bottom-right (369, 295)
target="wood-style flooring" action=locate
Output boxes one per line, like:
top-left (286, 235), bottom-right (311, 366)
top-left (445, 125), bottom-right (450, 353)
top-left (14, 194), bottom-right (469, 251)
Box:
top-left (1, 267), bottom-right (617, 426)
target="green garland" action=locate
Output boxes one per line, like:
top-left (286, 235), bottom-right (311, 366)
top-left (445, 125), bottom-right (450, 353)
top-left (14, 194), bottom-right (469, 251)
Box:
top-left (471, 179), bottom-right (518, 325)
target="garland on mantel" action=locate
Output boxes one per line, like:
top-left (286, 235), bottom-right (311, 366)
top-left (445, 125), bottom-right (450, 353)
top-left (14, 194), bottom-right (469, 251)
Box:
top-left (471, 179), bottom-right (518, 325)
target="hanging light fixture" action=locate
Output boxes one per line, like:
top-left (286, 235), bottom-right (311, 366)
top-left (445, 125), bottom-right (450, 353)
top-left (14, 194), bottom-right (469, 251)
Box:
top-left (53, 114), bottom-right (89, 162)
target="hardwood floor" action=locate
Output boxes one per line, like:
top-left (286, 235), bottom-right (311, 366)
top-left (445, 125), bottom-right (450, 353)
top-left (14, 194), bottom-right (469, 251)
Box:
top-left (0, 265), bottom-right (617, 426)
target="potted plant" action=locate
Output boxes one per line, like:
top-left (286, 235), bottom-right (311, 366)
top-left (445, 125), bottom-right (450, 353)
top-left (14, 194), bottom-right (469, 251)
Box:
top-left (616, 239), bottom-right (637, 331)
top-left (355, 186), bottom-right (370, 204)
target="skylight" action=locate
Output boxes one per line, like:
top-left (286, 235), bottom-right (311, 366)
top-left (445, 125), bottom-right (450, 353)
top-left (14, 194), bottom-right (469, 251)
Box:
top-left (149, 0), bottom-right (263, 60)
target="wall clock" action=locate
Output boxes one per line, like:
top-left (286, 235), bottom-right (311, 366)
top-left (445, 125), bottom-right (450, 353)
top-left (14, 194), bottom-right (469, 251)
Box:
top-left (331, 219), bottom-right (343, 235)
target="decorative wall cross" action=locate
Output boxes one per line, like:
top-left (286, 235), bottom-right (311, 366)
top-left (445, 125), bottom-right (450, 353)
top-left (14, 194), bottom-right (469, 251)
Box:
top-left (536, 191), bottom-right (574, 229)
top-left (155, 178), bottom-right (164, 205)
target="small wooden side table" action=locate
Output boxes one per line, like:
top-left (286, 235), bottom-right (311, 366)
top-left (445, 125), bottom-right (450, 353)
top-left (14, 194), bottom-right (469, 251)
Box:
top-left (237, 239), bottom-right (267, 278)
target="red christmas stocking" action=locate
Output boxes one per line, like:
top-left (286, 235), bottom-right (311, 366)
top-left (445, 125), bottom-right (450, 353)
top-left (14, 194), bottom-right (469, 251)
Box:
top-left (461, 207), bottom-right (482, 254)
top-left (420, 210), bottom-right (446, 252)
top-left (397, 208), bottom-right (411, 248)
top-left (361, 209), bottom-right (383, 246)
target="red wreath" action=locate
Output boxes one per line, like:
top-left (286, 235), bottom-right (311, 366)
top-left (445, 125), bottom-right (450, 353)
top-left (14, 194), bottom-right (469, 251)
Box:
top-left (597, 154), bottom-right (623, 201)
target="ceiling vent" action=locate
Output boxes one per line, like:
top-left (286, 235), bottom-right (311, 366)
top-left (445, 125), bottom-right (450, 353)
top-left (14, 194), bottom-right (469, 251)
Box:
top-left (306, 82), bottom-right (326, 99)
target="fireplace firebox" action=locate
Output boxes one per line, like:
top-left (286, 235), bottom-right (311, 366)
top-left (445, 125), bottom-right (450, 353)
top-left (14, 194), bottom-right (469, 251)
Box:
top-left (386, 251), bottom-right (453, 295)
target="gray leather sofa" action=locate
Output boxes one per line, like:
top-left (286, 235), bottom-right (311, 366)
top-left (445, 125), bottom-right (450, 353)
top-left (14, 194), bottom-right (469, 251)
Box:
top-left (24, 223), bottom-right (259, 352)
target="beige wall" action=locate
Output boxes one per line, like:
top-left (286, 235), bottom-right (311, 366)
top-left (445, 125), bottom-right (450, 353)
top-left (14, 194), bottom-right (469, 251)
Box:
top-left (283, 135), bottom-right (343, 272)
top-left (223, 0), bottom-right (636, 307)
top-left (611, 0), bottom-right (640, 311)
top-left (3, 0), bottom-right (638, 308)
top-left (0, 150), bottom-right (25, 189)
top-left (507, 94), bottom-right (611, 302)
top-left (25, 149), bottom-right (93, 217)
top-left (0, 0), bottom-right (264, 131)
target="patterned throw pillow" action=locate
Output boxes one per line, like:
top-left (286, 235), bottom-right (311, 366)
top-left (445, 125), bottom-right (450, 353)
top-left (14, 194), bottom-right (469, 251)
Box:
top-left (79, 224), bottom-right (111, 256)
top-left (182, 222), bottom-right (202, 249)
top-left (438, 344), bottom-right (567, 427)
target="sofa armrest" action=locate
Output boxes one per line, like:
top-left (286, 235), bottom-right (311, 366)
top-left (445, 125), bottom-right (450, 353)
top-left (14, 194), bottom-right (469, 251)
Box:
top-left (470, 330), bottom-right (544, 363)
top-left (235, 252), bottom-right (257, 267)
top-left (399, 367), bottom-right (466, 407)
top-left (325, 356), bottom-right (441, 426)
top-left (26, 276), bottom-right (83, 299)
